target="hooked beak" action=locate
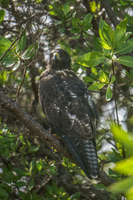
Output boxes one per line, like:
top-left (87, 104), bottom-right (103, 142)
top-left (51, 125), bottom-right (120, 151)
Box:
top-left (53, 53), bottom-right (61, 61)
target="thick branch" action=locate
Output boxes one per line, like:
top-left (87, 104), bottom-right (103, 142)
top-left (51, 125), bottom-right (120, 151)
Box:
top-left (0, 89), bottom-right (71, 160)
top-left (0, 90), bottom-right (115, 187)
top-left (99, 0), bottom-right (119, 27)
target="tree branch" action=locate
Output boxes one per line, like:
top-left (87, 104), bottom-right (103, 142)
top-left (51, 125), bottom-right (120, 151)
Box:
top-left (99, 0), bottom-right (119, 27)
top-left (0, 89), bottom-right (71, 160)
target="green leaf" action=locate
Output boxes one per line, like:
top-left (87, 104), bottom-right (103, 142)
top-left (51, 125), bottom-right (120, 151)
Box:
top-left (0, 36), bottom-right (12, 53)
top-left (107, 148), bottom-right (122, 163)
top-left (0, 71), bottom-right (9, 84)
top-left (83, 76), bottom-right (94, 83)
top-left (114, 157), bottom-right (133, 175)
top-left (29, 157), bottom-right (36, 174)
top-left (45, 185), bottom-right (53, 195)
top-left (3, 171), bottom-right (17, 183)
top-left (88, 82), bottom-right (105, 91)
top-left (115, 38), bottom-right (133, 54)
top-left (115, 18), bottom-right (127, 36)
top-left (36, 159), bottom-right (42, 171)
top-left (70, 34), bottom-right (80, 40)
top-left (72, 17), bottom-right (81, 27)
top-left (111, 75), bottom-right (116, 84)
top-left (1, 51), bottom-right (19, 68)
top-left (109, 176), bottom-right (133, 193)
top-left (49, 10), bottom-right (56, 16)
top-left (106, 86), bottom-right (113, 101)
top-left (29, 145), bottom-right (39, 153)
top-left (62, 3), bottom-right (70, 15)
top-left (28, 178), bottom-right (34, 190)
top-left (14, 168), bottom-right (28, 177)
top-left (99, 70), bottom-right (109, 83)
top-left (109, 168), bottom-right (121, 179)
top-left (100, 41), bottom-right (111, 50)
top-left (52, 181), bottom-right (58, 192)
top-left (21, 42), bottom-right (38, 60)
top-left (124, 69), bottom-right (133, 80)
top-left (0, 9), bottom-right (5, 25)
top-left (77, 51), bottom-right (105, 67)
top-left (99, 19), bottom-right (114, 49)
top-left (82, 13), bottom-right (93, 29)
top-left (71, 27), bottom-right (80, 33)
top-left (99, 20), bottom-right (108, 43)
top-left (83, 13), bottom-right (93, 24)
top-left (16, 181), bottom-right (26, 188)
top-left (58, 27), bottom-right (65, 33)
top-left (70, 192), bottom-right (80, 200)
top-left (114, 18), bottom-right (127, 48)
top-left (117, 56), bottom-right (133, 68)
top-left (0, 188), bottom-right (9, 198)
top-left (16, 30), bottom-right (26, 53)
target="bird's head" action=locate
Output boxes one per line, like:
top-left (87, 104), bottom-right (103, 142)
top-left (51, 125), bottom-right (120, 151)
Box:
top-left (49, 49), bottom-right (71, 69)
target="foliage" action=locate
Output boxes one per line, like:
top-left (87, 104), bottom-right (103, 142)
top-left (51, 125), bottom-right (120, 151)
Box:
top-left (109, 124), bottom-right (133, 200)
top-left (0, 123), bottom-right (58, 199)
top-left (0, 0), bottom-right (133, 199)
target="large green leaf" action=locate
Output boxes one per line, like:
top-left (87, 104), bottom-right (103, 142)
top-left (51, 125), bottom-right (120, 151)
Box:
top-left (117, 56), bottom-right (133, 68)
top-left (113, 18), bottom-right (127, 48)
top-left (115, 38), bottom-right (133, 54)
top-left (109, 176), bottom-right (133, 193)
top-left (77, 51), bottom-right (105, 67)
top-left (114, 157), bottom-right (133, 175)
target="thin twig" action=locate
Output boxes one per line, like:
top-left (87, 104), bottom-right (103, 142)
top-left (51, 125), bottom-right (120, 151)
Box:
top-left (16, 66), bottom-right (28, 98)
top-left (16, 59), bottom-right (35, 98)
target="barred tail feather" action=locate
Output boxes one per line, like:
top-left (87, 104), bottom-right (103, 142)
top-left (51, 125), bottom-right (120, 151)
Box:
top-left (82, 140), bottom-right (99, 178)
top-left (59, 133), bottom-right (99, 179)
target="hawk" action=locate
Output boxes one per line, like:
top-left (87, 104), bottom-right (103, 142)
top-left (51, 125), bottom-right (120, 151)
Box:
top-left (39, 49), bottom-right (99, 179)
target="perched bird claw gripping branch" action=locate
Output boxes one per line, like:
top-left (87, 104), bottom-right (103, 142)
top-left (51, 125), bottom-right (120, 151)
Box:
top-left (39, 49), bottom-right (99, 179)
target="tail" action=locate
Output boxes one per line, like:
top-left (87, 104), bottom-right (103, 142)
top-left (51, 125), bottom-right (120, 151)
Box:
top-left (61, 135), bottom-right (99, 179)
top-left (82, 140), bottom-right (99, 178)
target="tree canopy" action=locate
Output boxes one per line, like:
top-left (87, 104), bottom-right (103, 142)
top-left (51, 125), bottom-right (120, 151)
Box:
top-left (0, 0), bottom-right (133, 199)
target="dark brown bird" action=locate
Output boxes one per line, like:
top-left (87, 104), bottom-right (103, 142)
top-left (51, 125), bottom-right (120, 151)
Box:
top-left (39, 49), bottom-right (99, 179)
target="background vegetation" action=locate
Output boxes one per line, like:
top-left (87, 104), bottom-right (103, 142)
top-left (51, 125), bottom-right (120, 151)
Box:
top-left (0, 0), bottom-right (133, 199)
